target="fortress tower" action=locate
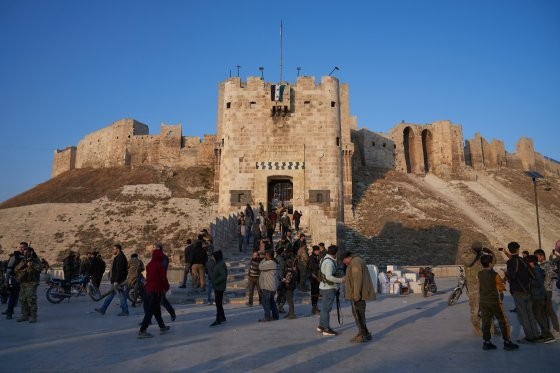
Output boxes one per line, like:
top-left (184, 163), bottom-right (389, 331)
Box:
top-left (214, 76), bottom-right (357, 246)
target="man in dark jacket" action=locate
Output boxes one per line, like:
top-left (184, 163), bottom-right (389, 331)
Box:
top-left (505, 241), bottom-right (540, 342)
top-left (95, 244), bottom-right (129, 316)
top-left (191, 238), bottom-right (207, 290)
top-left (210, 250), bottom-right (228, 327)
top-left (90, 251), bottom-right (106, 289)
top-left (179, 239), bottom-right (193, 288)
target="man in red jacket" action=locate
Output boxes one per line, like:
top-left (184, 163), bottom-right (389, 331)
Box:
top-left (138, 248), bottom-right (171, 339)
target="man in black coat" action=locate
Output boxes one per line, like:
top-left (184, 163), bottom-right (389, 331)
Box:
top-left (95, 244), bottom-right (129, 316)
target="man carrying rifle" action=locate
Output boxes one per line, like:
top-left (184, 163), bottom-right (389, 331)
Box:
top-left (317, 245), bottom-right (344, 337)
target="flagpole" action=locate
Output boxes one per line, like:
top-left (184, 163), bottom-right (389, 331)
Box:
top-left (280, 20), bottom-right (283, 83)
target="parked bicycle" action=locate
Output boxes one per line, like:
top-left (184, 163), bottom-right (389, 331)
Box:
top-left (448, 266), bottom-right (468, 306)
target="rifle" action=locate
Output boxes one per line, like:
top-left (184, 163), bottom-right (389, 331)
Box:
top-left (335, 288), bottom-right (343, 325)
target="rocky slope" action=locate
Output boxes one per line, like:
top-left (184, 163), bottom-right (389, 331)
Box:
top-left (1, 165), bottom-right (559, 270)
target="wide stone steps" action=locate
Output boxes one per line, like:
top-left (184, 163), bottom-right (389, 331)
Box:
top-left (167, 229), bottom-right (314, 305)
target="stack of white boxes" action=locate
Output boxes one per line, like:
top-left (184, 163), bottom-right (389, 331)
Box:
top-left (377, 266), bottom-right (422, 295)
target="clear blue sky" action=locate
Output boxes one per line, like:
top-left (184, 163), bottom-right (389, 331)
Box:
top-left (1, 0), bottom-right (559, 202)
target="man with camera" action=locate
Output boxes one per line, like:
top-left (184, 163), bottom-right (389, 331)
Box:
top-left (14, 246), bottom-right (42, 323)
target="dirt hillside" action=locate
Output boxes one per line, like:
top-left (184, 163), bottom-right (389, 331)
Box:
top-left (347, 167), bottom-right (560, 269)
top-left (0, 166), bottom-right (217, 265)
top-left (1, 165), bottom-right (559, 269)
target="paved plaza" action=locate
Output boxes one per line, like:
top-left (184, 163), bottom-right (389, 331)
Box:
top-left (1, 278), bottom-right (558, 372)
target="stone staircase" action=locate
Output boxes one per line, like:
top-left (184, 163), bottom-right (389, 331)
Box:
top-left (167, 229), bottom-right (315, 306)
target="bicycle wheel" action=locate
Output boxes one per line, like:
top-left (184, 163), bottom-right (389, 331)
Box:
top-left (447, 287), bottom-right (462, 306)
top-left (422, 281), bottom-right (429, 297)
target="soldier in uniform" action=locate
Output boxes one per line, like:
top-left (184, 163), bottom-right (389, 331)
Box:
top-left (461, 240), bottom-right (495, 336)
top-left (14, 246), bottom-right (42, 323)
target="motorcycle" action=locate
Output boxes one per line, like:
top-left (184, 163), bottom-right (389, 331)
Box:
top-left (448, 266), bottom-right (468, 306)
top-left (45, 274), bottom-right (101, 303)
top-left (419, 267), bottom-right (437, 297)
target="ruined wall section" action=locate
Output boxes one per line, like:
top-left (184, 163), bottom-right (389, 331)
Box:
top-left (52, 118), bottom-right (214, 178)
top-left (351, 129), bottom-right (395, 169)
top-left (76, 119), bottom-right (149, 169)
top-left (385, 120), bottom-right (464, 177)
top-left (52, 146), bottom-right (77, 177)
top-left (465, 133), bottom-right (507, 170)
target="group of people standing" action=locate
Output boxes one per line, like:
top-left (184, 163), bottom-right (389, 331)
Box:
top-left (462, 239), bottom-right (560, 351)
top-left (62, 250), bottom-right (106, 289)
top-left (245, 232), bottom-right (376, 343)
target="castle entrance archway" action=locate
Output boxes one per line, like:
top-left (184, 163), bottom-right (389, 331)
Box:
top-left (268, 177), bottom-right (293, 214)
top-left (421, 129), bottom-right (433, 173)
top-left (403, 127), bottom-right (417, 173)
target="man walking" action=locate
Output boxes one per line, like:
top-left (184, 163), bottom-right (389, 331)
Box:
top-left (317, 245), bottom-right (344, 336)
top-left (138, 247), bottom-right (170, 339)
top-left (95, 244), bottom-right (129, 316)
top-left (342, 251), bottom-right (375, 342)
top-left (153, 243), bottom-right (176, 321)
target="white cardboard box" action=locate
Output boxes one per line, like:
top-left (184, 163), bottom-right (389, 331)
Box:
top-left (405, 273), bottom-right (418, 282)
top-left (408, 281), bottom-right (423, 294)
top-left (390, 283), bottom-right (402, 294)
top-left (380, 283), bottom-right (390, 294)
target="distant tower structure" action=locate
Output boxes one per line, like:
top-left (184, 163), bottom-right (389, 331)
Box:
top-left (214, 76), bottom-right (357, 247)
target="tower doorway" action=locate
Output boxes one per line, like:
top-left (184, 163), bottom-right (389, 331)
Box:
top-left (268, 177), bottom-right (293, 214)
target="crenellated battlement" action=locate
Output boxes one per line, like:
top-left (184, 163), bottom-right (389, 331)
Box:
top-left (52, 118), bottom-right (215, 176)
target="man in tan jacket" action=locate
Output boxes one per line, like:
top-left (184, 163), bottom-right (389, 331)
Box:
top-left (343, 251), bottom-right (376, 343)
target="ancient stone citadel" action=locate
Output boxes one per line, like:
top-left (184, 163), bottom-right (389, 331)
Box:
top-left (52, 75), bottom-right (560, 248)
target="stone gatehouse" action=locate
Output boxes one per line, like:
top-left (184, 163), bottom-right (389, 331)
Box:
top-left (213, 76), bottom-right (355, 247)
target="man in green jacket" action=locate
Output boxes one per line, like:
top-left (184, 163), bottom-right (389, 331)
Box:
top-left (210, 250), bottom-right (228, 327)
top-left (343, 251), bottom-right (376, 343)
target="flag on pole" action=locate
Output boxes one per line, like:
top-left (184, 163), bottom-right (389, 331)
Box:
top-left (271, 85), bottom-right (285, 101)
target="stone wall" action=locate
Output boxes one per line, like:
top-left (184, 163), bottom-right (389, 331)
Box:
top-left (463, 134), bottom-right (560, 177)
top-left (51, 118), bottom-right (214, 177)
top-left (385, 120), bottom-right (465, 177)
top-left (52, 146), bottom-right (77, 178)
top-left (351, 129), bottom-right (395, 169)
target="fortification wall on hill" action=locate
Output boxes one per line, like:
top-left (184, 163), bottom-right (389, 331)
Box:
top-left (353, 121), bottom-right (560, 179)
top-left (52, 118), bottom-right (215, 176)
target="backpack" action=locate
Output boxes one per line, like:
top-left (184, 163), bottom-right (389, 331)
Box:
top-left (319, 257), bottom-right (337, 286)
